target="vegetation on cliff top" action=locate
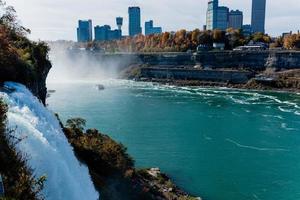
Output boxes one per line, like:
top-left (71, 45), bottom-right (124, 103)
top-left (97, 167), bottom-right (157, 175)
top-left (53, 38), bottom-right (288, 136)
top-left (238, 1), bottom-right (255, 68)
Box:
top-left (0, 0), bottom-right (51, 103)
top-left (64, 118), bottom-right (134, 176)
top-left (0, 100), bottom-right (46, 200)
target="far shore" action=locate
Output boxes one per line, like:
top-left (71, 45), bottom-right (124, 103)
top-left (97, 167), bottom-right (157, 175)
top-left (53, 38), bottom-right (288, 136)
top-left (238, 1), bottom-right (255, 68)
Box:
top-left (131, 78), bottom-right (300, 94)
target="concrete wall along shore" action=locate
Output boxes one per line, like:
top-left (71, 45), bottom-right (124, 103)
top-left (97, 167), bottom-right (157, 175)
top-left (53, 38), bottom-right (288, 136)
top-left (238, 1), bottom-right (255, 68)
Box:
top-left (69, 50), bottom-right (300, 83)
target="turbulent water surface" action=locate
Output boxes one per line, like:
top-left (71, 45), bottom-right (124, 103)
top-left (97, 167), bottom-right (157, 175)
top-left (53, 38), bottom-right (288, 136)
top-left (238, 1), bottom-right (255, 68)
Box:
top-left (0, 82), bottom-right (98, 200)
top-left (47, 80), bottom-right (300, 200)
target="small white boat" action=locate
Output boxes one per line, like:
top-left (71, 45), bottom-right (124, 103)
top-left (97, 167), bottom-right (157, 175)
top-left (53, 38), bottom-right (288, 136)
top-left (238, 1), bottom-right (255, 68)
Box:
top-left (96, 84), bottom-right (105, 90)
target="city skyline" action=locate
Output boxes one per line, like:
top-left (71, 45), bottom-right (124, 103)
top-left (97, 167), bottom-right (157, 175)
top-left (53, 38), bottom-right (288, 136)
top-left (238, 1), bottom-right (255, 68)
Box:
top-left (4, 0), bottom-right (300, 41)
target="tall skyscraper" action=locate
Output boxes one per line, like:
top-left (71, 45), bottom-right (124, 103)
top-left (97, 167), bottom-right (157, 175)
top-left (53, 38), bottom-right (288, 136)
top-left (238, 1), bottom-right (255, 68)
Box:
top-left (206, 0), bottom-right (229, 31)
top-left (206, 0), bottom-right (218, 30)
top-left (128, 7), bottom-right (142, 37)
top-left (77, 20), bottom-right (93, 42)
top-left (145, 20), bottom-right (153, 35)
top-left (145, 20), bottom-right (162, 35)
top-left (229, 10), bottom-right (243, 29)
top-left (251, 0), bottom-right (266, 33)
top-left (216, 6), bottom-right (229, 30)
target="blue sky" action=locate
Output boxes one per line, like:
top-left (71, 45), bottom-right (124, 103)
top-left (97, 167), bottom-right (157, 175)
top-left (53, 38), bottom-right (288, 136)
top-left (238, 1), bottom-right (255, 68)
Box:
top-left (5, 0), bottom-right (300, 41)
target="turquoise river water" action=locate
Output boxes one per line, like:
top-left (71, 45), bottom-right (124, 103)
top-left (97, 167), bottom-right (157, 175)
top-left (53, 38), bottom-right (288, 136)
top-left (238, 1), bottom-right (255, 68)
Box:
top-left (47, 80), bottom-right (300, 200)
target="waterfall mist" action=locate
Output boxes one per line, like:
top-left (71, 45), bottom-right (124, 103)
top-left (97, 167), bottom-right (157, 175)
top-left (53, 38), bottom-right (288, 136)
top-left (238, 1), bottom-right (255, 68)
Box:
top-left (47, 43), bottom-right (133, 83)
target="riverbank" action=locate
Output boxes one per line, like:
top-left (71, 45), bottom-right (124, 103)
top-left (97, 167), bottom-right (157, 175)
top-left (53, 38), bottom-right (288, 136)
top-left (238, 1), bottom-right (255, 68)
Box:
top-left (135, 77), bottom-right (300, 93)
top-left (121, 65), bottom-right (300, 93)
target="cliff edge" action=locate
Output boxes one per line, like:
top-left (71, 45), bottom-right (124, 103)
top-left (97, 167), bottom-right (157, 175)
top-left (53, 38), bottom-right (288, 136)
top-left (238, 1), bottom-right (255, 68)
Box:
top-left (0, 3), bottom-right (51, 104)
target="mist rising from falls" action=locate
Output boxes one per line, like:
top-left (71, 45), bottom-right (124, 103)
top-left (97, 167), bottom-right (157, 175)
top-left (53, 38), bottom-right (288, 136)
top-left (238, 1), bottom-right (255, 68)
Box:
top-left (0, 82), bottom-right (99, 200)
top-left (47, 45), bottom-right (128, 83)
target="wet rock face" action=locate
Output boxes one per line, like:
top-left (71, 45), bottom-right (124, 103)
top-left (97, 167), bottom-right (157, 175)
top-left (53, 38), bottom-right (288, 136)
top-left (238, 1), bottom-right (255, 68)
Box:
top-left (0, 59), bottom-right (52, 105)
top-left (31, 60), bottom-right (52, 105)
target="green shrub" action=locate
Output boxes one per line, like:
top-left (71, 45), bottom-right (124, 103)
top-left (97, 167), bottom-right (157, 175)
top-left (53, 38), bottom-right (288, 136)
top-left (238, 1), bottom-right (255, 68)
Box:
top-left (63, 118), bottom-right (134, 175)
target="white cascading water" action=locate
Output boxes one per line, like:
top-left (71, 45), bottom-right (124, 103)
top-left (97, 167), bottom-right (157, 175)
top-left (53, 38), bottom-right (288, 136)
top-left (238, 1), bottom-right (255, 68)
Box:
top-left (0, 82), bottom-right (99, 200)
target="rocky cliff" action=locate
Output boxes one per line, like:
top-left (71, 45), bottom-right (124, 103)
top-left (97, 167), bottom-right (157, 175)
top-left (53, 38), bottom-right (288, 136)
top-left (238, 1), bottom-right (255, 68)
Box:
top-left (113, 51), bottom-right (300, 90)
top-left (75, 50), bottom-right (300, 71)
top-left (193, 51), bottom-right (300, 70)
top-left (0, 39), bottom-right (51, 104)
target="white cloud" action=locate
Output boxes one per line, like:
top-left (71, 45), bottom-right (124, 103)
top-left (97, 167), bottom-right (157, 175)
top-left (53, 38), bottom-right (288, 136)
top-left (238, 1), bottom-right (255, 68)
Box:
top-left (4, 0), bottom-right (300, 41)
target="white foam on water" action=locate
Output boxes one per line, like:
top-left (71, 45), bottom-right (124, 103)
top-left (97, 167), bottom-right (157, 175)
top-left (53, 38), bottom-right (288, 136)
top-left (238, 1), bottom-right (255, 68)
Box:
top-left (262, 114), bottom-right (284, 120)
top-left (203, 135), bottom-right (213, 141)
top-left (229, 96), bottom-right (251, 105)
top-left (87, 79), bottom-right (300, 117)
top-left (225, 139), bottom-right (289, 152)
top-left (281, 123), bottom-right (297, 131)
top-left (278, 106), bottom-right (293, 113)
top-left (0, 82), bottom-right (99, 200)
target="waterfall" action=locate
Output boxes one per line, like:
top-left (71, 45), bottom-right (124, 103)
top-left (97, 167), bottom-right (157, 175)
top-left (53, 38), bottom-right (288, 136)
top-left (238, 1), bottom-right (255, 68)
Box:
top-left (0, 82), bottom-right (99, 200)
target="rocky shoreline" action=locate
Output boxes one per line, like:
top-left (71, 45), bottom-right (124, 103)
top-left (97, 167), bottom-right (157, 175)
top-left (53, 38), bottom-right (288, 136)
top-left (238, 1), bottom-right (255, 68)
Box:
top-left (122, 65), bottom-right (300, 93)
top-left (133, 168), bottom-right (201, 200)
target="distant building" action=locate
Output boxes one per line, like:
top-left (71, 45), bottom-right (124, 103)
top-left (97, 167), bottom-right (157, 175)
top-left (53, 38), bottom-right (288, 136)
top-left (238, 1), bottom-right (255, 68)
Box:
top-left (251, 0), bottom-right (266, 33)
top-left (77, 20), bottom-right (93, 42)
top-left (242, 24), bottom-right (252, 36)
top-left (206, 0), bottom-right (229, 31)
top-left (206, 0), bottom-right (218, 30)
top-left (116, 17), bottom-right (123, 31)
top-left (213, 42), bottom-right (225, 50)
top-left (229, 10), bottom-right (243, 29)
top-left (116, 17), bottom-right (123, 38)
top-left (94, 25), bottom-right (121, 41)
top-left (145, 20), bottom-right (162, 35)
top-left (145, 21), bottom-right (152, 35)
top-left (94, 25), bottom-right (111, 41)
top-left (216, 6), bottom-right (229, 30)
top-left (128, 7), bottom-right (142, 37)
top-left (107, 29), bottom-right (122, 40)
top-left (282, 31), bottom-right (292, 38)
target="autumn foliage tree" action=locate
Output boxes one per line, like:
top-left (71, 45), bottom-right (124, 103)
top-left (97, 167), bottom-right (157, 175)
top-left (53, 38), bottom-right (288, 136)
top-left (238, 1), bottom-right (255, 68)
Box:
top-left (283, 33), bottom-right (300, 50)
top-left (251, 32), bottom-right (271, 44)
top-left (76, 26), bottom-right (280, 53)
top-left (0, 0), bottom-right (50, 85)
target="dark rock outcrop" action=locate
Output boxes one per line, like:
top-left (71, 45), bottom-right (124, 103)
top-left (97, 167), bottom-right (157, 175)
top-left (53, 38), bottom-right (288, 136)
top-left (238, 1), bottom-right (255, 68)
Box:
top-left (28, 60), bottom-right (52, 105)
top-left (0, 46), bottom-right (52, 105)
top-left (0, 60), bottom-right (51, 105)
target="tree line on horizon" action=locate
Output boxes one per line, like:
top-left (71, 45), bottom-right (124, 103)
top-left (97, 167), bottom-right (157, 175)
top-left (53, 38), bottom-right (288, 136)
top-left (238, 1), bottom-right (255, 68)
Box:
top-left (77, 28), bottom-right (300, 53)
